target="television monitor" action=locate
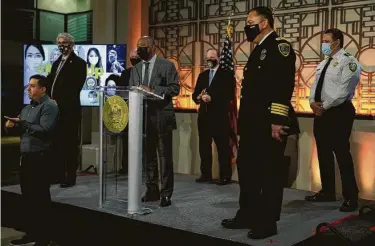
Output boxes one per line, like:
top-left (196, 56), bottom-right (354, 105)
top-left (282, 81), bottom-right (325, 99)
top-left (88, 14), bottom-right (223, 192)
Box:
top-left (23, 44), bottom-right (126, 106)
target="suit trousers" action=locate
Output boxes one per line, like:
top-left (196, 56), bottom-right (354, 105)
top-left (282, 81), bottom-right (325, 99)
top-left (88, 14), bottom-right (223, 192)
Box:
top-left (313, 102), bottom-right (358, 200)
top-left (53, 111), bottom-right (80, 183)
top-left (198, 116), bottom-right (232, 180)
top-left (145, 127), bottom-right (174, 199)
top-left (20, 151), bottom-right (51, 240)
top-left (236, 124), bottom-right (287, 225)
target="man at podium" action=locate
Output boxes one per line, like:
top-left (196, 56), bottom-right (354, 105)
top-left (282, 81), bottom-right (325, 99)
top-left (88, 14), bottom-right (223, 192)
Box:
top-left (129, 36), bottom-right (180, 207)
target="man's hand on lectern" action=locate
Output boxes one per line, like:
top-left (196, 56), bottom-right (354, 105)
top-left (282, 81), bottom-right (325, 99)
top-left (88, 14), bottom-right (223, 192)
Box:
top-left (140, 85), bottom-right (154, 93)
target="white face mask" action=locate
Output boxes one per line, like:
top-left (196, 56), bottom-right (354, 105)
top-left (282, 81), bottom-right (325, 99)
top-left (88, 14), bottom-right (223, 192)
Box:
top-left (89, 56), bottom-right (99, 66)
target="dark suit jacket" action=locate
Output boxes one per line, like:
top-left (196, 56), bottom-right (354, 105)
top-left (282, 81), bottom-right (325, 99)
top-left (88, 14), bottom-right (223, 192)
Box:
top-left (119, 67), bottom-right (131, 86)
top-left (129, 56), bottom-right (180, 132)
top-left (47, 52), bottom-right (87, 119)
top-left (193, 68), bottom-right (235, 127)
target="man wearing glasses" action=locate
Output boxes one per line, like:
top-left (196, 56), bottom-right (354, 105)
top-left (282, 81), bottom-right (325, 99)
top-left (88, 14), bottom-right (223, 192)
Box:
top-left (47, 32), bottom-right (87, 188)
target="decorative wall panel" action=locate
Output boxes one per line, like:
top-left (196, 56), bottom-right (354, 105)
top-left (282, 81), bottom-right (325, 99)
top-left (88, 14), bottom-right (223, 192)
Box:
top-left (149, 0), bottom-right (375, 115)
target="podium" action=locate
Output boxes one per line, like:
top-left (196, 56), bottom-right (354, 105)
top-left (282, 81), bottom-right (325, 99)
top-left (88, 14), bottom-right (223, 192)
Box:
top-left (96, 85), bottom-right (164, 215)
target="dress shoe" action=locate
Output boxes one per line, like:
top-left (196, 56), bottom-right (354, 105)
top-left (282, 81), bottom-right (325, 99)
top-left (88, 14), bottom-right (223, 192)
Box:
top-left (141, 192), bottom-right (160, 202)
top-left (60, 181), bottom-right (76, 188)
top-left (195, 176), bottom-right (213, 183)
top-left (216, 179), bottom-right (231, 186)
top-left (221, 218), bottom-right (252, 229)
top-left (340, 199), bottom-right (358, 212)
top-left (305, 190), bottom-right (336, 202)
top-left (160, 197), bottom-right (172, 207)
top-left (248, 223), bottom-right (277, 239)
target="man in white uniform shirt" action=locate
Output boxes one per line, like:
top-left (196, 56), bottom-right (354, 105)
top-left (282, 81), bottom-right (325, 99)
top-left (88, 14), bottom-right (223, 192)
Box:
top-left (306, 28), bottom-right (361, 212)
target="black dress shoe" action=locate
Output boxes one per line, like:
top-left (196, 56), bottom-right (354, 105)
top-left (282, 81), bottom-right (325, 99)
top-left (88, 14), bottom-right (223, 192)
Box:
top-left (141, 192), bottom-right (160, 202)
top-left (340, 200), bottom-right (358, 212)
top-left (195, 176), bottom-right (213, 183)
top-left (160, 197), bottom-right (172, 207)
top-left (248, 223), bottom-right (277, 239)
top-left (305, 190), bottom-right (336, 202)
top-left (216, 179), bottom-right (231, 186)
top-left (60, 181), bottom-right (76, 188)
top-left (221, 218), bottom-right (252, 229)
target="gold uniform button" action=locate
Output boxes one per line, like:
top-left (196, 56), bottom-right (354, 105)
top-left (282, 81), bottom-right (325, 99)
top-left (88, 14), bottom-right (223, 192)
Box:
top-left (258, 66), bottom-right (261, 69)
top-left (240, 95), bottom-right (243, 98)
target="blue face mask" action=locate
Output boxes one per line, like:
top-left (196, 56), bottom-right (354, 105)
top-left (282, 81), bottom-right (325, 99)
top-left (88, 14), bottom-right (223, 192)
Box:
top-left (321, 43), bottom-right (332, 56)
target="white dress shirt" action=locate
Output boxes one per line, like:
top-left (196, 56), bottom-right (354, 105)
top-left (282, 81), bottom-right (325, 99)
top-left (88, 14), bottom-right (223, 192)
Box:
top-left (309, 49), bottom-right (361, 110)
top-left (141, 54), bottom-right (157, 85)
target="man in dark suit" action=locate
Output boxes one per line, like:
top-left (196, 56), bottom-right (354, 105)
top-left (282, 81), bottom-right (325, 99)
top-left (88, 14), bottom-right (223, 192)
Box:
top-left (221, 7), bottom-right (298, 239)
top-left (129, 36), bottom-right (180, 207)
top-left (47, 32), bottom-right (87, 188)
top-left (192, 48), bottom-right (235, 185)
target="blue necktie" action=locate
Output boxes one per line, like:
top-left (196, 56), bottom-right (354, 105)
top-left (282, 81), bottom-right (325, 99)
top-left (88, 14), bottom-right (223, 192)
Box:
top-left (209, 69), bottom-right (214, 86)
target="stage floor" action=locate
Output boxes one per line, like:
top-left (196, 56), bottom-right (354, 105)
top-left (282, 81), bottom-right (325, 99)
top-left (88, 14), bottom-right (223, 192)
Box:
top-left (2, 174), bottom-right (358, 246)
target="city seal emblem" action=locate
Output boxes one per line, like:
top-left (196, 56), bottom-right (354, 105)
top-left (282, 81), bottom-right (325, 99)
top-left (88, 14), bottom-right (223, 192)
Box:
top-left (103, 95), bottom-right (129, 133)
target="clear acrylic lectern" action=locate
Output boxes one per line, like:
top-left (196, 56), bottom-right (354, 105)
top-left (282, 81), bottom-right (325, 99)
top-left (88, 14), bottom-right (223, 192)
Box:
top-left (96, 85), bottom-right (163, 215)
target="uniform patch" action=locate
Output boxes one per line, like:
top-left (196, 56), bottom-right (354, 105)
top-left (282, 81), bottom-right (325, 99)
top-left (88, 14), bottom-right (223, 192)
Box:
top-left (260, 49), bottom-right (267, 60)
top-left (344, 52), bottom-right (352, 57)
top-left (349, 62), bottom-right (357, 72)
top-left (278, 43), bottom-right (290, 57)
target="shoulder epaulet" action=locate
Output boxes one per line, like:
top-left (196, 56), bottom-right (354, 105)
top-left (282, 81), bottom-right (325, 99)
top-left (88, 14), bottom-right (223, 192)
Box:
top-left (275, 37), bottom-right (289, 42)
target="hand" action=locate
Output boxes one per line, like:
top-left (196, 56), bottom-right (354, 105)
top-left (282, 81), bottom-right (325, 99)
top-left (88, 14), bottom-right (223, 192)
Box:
top-left (197, 89), bottom-right (206, 101)
top-left (202, 94), bottom-right (211, 103)
top-left (140, 85), bottom-right (153, 93)
top-left (310, 102), bottom-right (324, 116)
top-left (271, 124), bottom-right (287, 142)
top-left (5, 120), bottom-right (15, 128)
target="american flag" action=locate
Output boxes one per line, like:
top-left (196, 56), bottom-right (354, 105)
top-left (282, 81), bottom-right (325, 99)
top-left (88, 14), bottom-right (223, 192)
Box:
top-left (219, 35), bottom-right (238, 164)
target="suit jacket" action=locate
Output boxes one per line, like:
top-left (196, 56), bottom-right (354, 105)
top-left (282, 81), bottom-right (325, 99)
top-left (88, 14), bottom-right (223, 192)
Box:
top-left (129, 56), bottom-right (180, 132)
top-left (119, 67), bottom-right (131, 86)
top-left (193, 68), bottom-right (235, 126)
top-left (47, 52), bottom-right (87, 118)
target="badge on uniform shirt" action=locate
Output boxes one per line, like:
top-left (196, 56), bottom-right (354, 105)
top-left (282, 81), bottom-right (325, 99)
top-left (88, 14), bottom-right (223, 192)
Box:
top-left (260, 49), bottom-right (267, 60)
top-left (349, 62), bottom-right (357, 72)
top-left (278, 43), bottom-right (290, 57)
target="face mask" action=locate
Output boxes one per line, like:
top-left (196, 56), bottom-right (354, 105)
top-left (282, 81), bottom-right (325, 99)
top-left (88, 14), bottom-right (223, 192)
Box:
top-left (321, 41), bottom-right (337, 56)
top-left (130, 57), bottom-right (141, 66)
top-left (207, 59), bottom-right (218, 68)
top-left (244, 24), bottom-right (261, 42)
top-left (109, 54), bottom-right (116, 63)
top-left (89, 56), bottom-right (99, 66)
top-left (137, 47), bottom-right (150, 61)
top-left (58, 45), bottom-right (71, 55)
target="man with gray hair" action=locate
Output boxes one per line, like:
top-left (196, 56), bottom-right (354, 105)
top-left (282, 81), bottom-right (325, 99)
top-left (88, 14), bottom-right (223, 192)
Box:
top-left (47, 32), bottom-right (87, 188)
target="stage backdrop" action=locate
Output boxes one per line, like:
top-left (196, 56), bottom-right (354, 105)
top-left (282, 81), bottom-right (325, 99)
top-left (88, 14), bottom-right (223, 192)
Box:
top-left (149, 0), bottom-right (375, 116)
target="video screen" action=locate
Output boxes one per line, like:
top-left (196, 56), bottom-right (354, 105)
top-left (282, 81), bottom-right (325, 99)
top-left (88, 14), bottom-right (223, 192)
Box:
top-left (23, 44), bottom-right (126, 106)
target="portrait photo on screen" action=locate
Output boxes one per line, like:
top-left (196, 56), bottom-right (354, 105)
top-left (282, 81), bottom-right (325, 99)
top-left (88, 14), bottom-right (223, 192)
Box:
top-left (106, 45), bottom-right (126, 73)
top-left (23, 44), bottom-right (127, 106)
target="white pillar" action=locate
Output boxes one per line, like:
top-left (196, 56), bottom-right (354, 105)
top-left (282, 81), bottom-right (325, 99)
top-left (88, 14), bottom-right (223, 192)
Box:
top-left (127, 91), bottom-right (144, 214)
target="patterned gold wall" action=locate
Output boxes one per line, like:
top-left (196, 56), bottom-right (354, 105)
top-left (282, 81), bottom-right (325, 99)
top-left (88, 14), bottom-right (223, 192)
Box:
top-left (149, 0), bottom-right (375, 115)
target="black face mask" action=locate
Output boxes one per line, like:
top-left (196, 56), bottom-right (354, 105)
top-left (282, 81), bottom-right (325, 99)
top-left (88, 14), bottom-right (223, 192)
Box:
top-left (207, 59), bottom-right (218, 68)
top-left (130, 57), bottom-right (141, 66)
top-left (58, 44), bottom-right (71, 55)
top-left (244, 24), bottom-right (261, 42)
top-left (137, 47), bottom-right (151, 61)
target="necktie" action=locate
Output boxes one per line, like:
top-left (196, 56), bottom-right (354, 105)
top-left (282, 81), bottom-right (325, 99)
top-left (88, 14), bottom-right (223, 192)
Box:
top-left (143, 62), bottom-right (150, 85)
top-left (314, 57), bottom-right (333, 102)
top-left (209, 69), bottom-right (214, 86)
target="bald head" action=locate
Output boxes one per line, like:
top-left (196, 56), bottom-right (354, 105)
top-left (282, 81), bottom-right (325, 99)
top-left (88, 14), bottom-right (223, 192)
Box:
top-left (137, 36), bottom-right (156, 61)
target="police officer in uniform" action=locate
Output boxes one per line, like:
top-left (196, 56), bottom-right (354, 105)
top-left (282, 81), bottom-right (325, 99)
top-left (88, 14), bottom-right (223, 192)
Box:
top-left (221, 7), bottom-right (297, 239)
top-left (305, 28), bottom-right (360, 212)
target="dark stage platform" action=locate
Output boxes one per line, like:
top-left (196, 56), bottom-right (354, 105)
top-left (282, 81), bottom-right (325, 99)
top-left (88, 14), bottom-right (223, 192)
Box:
top-left (2, 174), bottom-right (372, 246)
